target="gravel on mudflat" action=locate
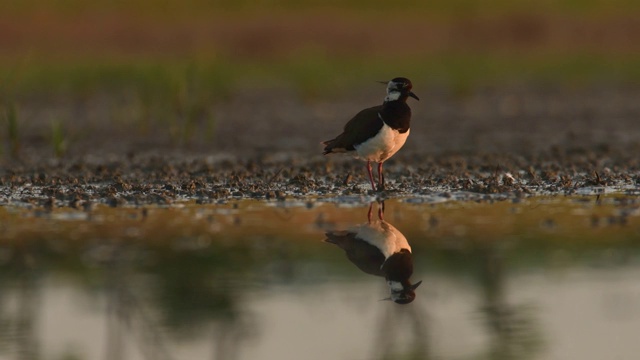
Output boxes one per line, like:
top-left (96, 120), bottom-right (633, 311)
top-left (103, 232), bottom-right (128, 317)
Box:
top-left (1, 147), bottom-right (639, 209)
top-left (2, 85), bottom-right (640, 208)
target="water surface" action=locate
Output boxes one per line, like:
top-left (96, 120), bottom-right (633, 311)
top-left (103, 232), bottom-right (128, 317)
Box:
top-left (1, 195), bottom-right (640, 360)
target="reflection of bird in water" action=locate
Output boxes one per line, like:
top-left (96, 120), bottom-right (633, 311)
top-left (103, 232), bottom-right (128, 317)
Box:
top-left (324, 202), bottom-right (422, 304)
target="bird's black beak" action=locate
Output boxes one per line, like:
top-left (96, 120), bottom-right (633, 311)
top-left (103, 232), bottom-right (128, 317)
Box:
top-left (410, 280), bottom-right (423, 290)
top-left (377, 81), bottom-right (388, 85)
top-left (408, 91), bottom-right (420, 101)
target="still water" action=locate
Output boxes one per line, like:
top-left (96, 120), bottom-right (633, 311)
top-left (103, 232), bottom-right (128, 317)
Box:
top-left (1, 195), bottom-right (640, 360)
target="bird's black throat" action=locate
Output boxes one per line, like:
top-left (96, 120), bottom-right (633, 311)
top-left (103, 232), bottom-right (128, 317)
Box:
top-left (380, 98), bottom-right (411, 134)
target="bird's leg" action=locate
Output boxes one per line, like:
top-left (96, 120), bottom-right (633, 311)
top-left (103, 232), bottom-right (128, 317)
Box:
top-left (377, 200), bottom-right (385, 220)
top-left (367, 202), bottom-right (373, 223)
top-left (377, 162), bottom-right (385, 191)
top-left (366, 161), bottom-right (377, 191)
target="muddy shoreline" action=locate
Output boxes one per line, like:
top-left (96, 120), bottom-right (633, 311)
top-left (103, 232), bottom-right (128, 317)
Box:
top-left (1, 147), bottom-right (638, 209)
top-left (2, 85), bottom-right (640, 208)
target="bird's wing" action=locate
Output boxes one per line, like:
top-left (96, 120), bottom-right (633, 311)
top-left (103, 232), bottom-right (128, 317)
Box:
top-left (324, 230), bottom-right (357, 247)
top-left (325, 228), bottom-right (386, 276)
top-left (323, 105), bottom-right (384, 153)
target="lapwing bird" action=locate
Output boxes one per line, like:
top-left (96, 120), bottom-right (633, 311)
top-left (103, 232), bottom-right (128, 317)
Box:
top-left (322, 77), bottom-right (419, 191)
top-left (324, 202), bottom-right (422, 304)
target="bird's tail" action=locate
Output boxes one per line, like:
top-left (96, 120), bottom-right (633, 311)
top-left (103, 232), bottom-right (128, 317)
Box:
top-left (321, 138), bottom-right (347, 155)
top-left (323, 230), bottom-right (350, 245)
top-left (321, 139), bottom-right (335, 155)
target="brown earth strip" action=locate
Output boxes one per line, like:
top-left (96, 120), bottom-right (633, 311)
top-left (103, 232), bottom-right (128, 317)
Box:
top-left (1, 12), bottom-right (639, 59)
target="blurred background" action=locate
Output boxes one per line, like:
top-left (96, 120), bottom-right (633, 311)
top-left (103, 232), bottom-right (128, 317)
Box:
top-left (2, 4), bottom-right (640, 359)
top-left (1, 0), bottom-right (640, 159)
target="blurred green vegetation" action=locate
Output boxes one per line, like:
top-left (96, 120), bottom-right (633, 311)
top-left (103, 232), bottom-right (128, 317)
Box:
top-left (4, 0), bottom-right (640, 16)
top-left (2, 103), bottom-right (19, 157)
top-left (2, 54), bottom-right (639, 101)
top-left (51, 119), bottom-right (68, 157)
top-left (1, 0), bottom-right (639, 100)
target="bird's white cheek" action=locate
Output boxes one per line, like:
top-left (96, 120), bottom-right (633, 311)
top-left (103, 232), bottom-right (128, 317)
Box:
top-left (384, 91), bottom-right (401, 102)
top-left (387, 280), bottom-right (404, 291)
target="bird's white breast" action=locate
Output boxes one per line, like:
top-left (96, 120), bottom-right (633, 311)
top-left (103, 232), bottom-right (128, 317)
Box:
top-left (353, 122), bottom-right (409, 163)
top-left (352, 221), bottom-right (411, 261)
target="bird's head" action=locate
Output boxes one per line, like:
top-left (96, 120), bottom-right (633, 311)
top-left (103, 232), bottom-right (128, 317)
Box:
top-left (382, 280), bottom-right (423, 305)
top-left (379, 77), bottom-right (419, 102)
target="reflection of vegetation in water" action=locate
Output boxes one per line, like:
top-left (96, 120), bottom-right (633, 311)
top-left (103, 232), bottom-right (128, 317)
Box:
top-left (146, 243), bottom-right (247, 332)
top-left (0, 244), bottom-right (43, 360)
top-left (371, 304), bottom-right (430, 360)
top-left (0, 237), bottom-right (265, 359)
top-left (142, 243), bottom-right (260, 360)
top-left (93, 241), bottom-right (256, 360)
top-left (474, 245), bottom-right (543, 360)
